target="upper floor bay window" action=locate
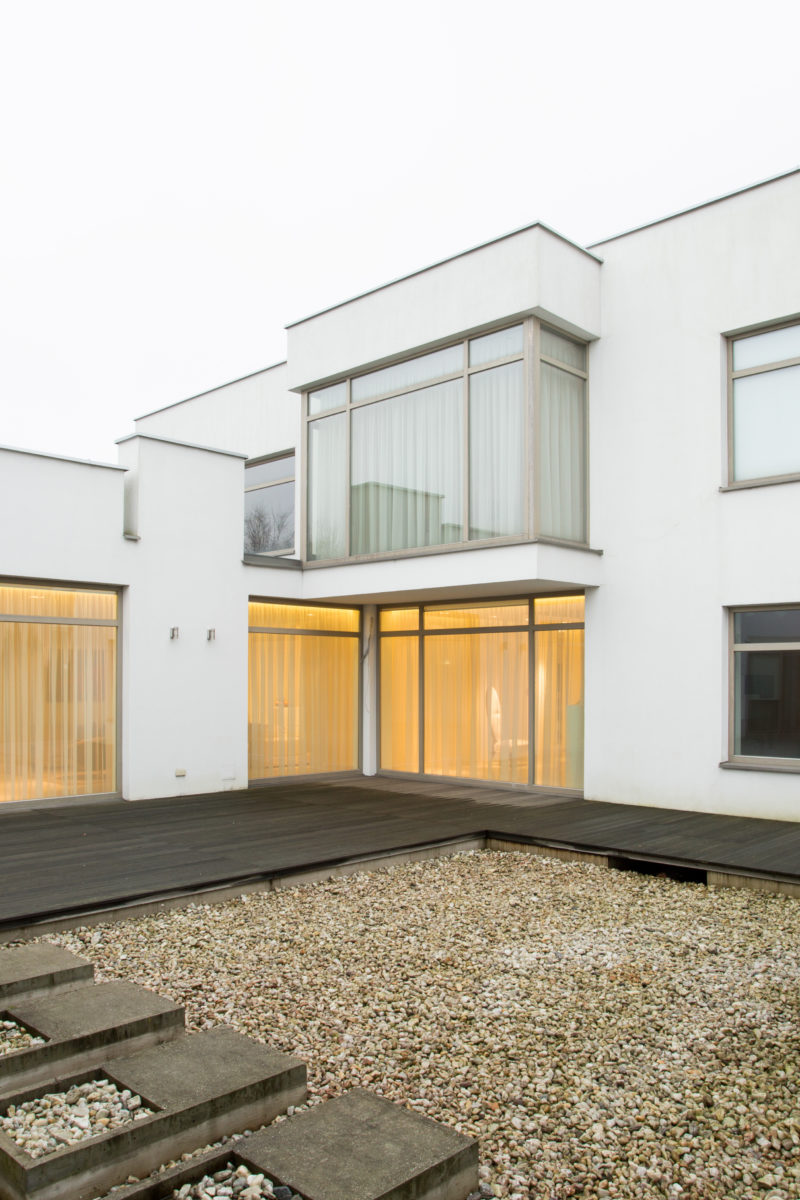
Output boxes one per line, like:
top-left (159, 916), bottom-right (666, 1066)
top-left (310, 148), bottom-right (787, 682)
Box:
top-left (244, 452), bottom-right (295, 556)
top-left (305, 320), bottom-right (588, 562)
top-left (729, 319), bottom-right (800, 484)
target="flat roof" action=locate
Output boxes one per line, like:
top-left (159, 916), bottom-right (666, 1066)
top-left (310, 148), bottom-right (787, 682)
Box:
top-left (285, 221), bottom-right (603, 329)
top-left (589, 167), bottom-right (800, 247)
top-left (135, 361), bottom-right (287, 422)
top-left (0, 444), bottom-right (126, 470)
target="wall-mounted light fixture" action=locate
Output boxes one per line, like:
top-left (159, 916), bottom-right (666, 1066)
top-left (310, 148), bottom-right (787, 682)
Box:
top-left (207, 628), bottom-right (216, 641)
top-left (170, 627), bottom-right (179, 640)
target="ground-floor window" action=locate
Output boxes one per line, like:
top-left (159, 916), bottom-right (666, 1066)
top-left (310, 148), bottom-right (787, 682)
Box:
top-left (0, 582), bottom-right (118, 803)
top-left (248, 601), bottom-right (360, 779)
top-left (732, 606), bottom-right (800, 765)
top-left (379, 595), bottom-right (584, 789)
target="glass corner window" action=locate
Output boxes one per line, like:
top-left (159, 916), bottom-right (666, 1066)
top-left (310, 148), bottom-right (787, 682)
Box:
top-left (244, 453), bottom-right (295, 556)
top-left (305, 319), bottom-right (589, 563)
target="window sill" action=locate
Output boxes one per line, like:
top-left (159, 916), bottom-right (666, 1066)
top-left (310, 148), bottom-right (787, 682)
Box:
top-left (243, 553), bottom-right (302, 570)
top-left (720, 758), bottom-right (800, 775)
top-left (720, 473), bottom-right (800, 492)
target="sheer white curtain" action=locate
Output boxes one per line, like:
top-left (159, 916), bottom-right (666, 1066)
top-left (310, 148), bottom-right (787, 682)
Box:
top-left (307, 413), bottom-right (347, 559)
top-left (351, 380), bottom-right (462, 554)
top-left (1, 621), bottom-right (116, 802)
top-left (538, 363), bottom-right (586, 542)
top-left (469, 361), bottom-right (526, 539)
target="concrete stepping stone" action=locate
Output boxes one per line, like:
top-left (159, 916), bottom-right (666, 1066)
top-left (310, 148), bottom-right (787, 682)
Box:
top-left (240, 1090), bottom-right (478, 1200)
top-left (88, 1090), bottom-right (478, 1200)
top-left (0, 982), bottom-right (185, 1093)
top-left (0, 948), bottom-right (93, 1006)
top-left (0, 1026), bottom-right (307, 1200)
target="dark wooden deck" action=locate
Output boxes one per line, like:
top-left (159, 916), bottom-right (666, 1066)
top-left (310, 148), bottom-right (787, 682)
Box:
top-left (1, 776), bottom-right (799, 933)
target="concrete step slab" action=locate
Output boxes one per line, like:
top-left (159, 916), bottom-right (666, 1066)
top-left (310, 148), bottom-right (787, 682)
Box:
top-left (0, 948), bottom-right (93, 1005)
top-left (0, 982), bottom-right (185, 1093)
top-left (0, 1026), bottom-right (307, 1200)
top-left (93, 1090), bottom-right (478, 1200)
top-left (240, 1090), bottom-right (478, 1200)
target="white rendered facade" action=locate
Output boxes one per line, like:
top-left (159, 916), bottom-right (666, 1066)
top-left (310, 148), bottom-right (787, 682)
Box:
top-left (1, 171), bottom-right (799, 817)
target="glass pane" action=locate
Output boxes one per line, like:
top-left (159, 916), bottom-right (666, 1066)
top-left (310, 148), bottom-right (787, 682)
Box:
top-left (733, 365), bottom-right (800, 480)
top-left (424, 602), bottom-right (528, 629)
top-left (734, 650), bottom-right (800, 759)
top-left (244, 481), bottom-right (294, 554)
top-left (534, 596), bottom-right (585, 625)
top-left (249, 602), bottom-right (359, 633)
top-left (308, 412), bottom-right (347, 560)
top-left (245, 455), bottom-right (294, 488)
top-left (733, 324), bottom-right (800, 371)
top-left (351, 380), bottom-right (463, 554)
top-left (0, 586), bottom-right (116, 621)
top-left (0, 622), bottom-right (116, 802)
top-left (469, 325), bottom-right (523, 367)
top-left (538, 363), bottom-right (587, 542)
top-left (734, 608), bottom-right (800, 644)
top-left (379, 608), bottom-right (419, 632)
top-left (541, 328), bottom-right (586, 371)
top-left (469, 361), bottom-right (526, 540)
top-left (535, 628), bottom-right (584, 789)
top-left (308, 382), bottom-right (347, 416)
top-left (248, 632), bottom-right (359, 778)
top-left (351, 345), bottom-right (463, 403)
top-left (424, 631), bottom-right (528, 783)
top-left (380, 635), bottom-right (419, 772)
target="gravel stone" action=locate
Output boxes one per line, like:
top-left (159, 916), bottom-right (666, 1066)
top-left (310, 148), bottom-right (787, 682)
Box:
top-left (0, 1018), bottom-right (46, 1055)
top-left (0, 1079), bottom-right (155, 1157)
top-left (39, 850), bottom-right (800, 1199)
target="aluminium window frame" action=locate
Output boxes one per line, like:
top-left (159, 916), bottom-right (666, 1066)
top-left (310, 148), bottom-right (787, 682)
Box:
top-left (376, 591), bottom-right (585, 792)
top-left (726, 317), bottom-right (800, 489)
top-left (726, 602), bottom-right (800, 773)
top-left (244, 450), bottom-right (296, 558)
top-left (0, 575), bottom-right (123, 803)
top-left (301, 317), bottom-right (590, 566)
top-left (247, 596), bottom-right (363, 783)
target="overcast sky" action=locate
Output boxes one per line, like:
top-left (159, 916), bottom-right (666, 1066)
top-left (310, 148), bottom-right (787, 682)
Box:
top-left (1, 0), bottom-right (798, 463)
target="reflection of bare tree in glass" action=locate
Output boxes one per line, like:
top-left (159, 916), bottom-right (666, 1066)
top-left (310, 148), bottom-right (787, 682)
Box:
top-left (244, 505), bottom-right (294, 553)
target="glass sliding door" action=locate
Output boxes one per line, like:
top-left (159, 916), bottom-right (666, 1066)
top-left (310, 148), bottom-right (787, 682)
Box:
top-left (379, 595), bottom-right (584, 790)
top-left (0, 584), bottom-right (118, 803)
top-left (248, 601), bottom-right (360, 779)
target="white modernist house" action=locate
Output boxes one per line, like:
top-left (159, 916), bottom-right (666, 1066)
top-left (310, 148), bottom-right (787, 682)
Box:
top-left (2, 171), bottom-right (800, 821)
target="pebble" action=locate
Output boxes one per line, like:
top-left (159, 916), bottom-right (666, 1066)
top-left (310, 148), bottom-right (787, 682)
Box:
top-left (168, 1165), bottom-right (303, 1200)
top-left (42, 850), bottom-right (800, 1198)
top-left (0, 1079), bottom-right (154, 1157)
top-left (0, 1018), bottom-right (46, 1055)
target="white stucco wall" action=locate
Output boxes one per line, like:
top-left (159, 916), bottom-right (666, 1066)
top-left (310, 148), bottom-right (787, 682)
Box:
top-left (133, 363), bottom-right (299, 462)
top-left (585, 171), bottom-right (800, 820)
top-left (116, 436), bottom-right (250, 800)
top-left (287, 225), bottom-right (601, 390)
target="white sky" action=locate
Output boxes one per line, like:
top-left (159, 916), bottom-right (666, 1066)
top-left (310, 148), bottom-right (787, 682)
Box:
top-left (1, 0), bottom-right (798, 463)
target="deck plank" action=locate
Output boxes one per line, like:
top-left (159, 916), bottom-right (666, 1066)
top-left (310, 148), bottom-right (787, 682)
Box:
top-left (1, 779), bottom-right (799, 927)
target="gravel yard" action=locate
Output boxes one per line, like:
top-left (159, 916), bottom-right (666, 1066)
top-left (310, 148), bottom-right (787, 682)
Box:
top-left (44, 851), bottom-right (800, 1200)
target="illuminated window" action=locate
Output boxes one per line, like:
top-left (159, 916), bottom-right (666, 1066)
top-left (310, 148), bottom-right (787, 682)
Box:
top-left (0, 583), bottom-right (118, 803)
top-left (248, 600), bottom-right (360, 778)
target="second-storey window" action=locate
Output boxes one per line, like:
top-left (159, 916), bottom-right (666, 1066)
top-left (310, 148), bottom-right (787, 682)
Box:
top-left (305, 320), bottom-right (588, 562)
top-left (244, 453), bottom-right (295, 555)
top-left (730, 319), bottom-right (800, 483)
